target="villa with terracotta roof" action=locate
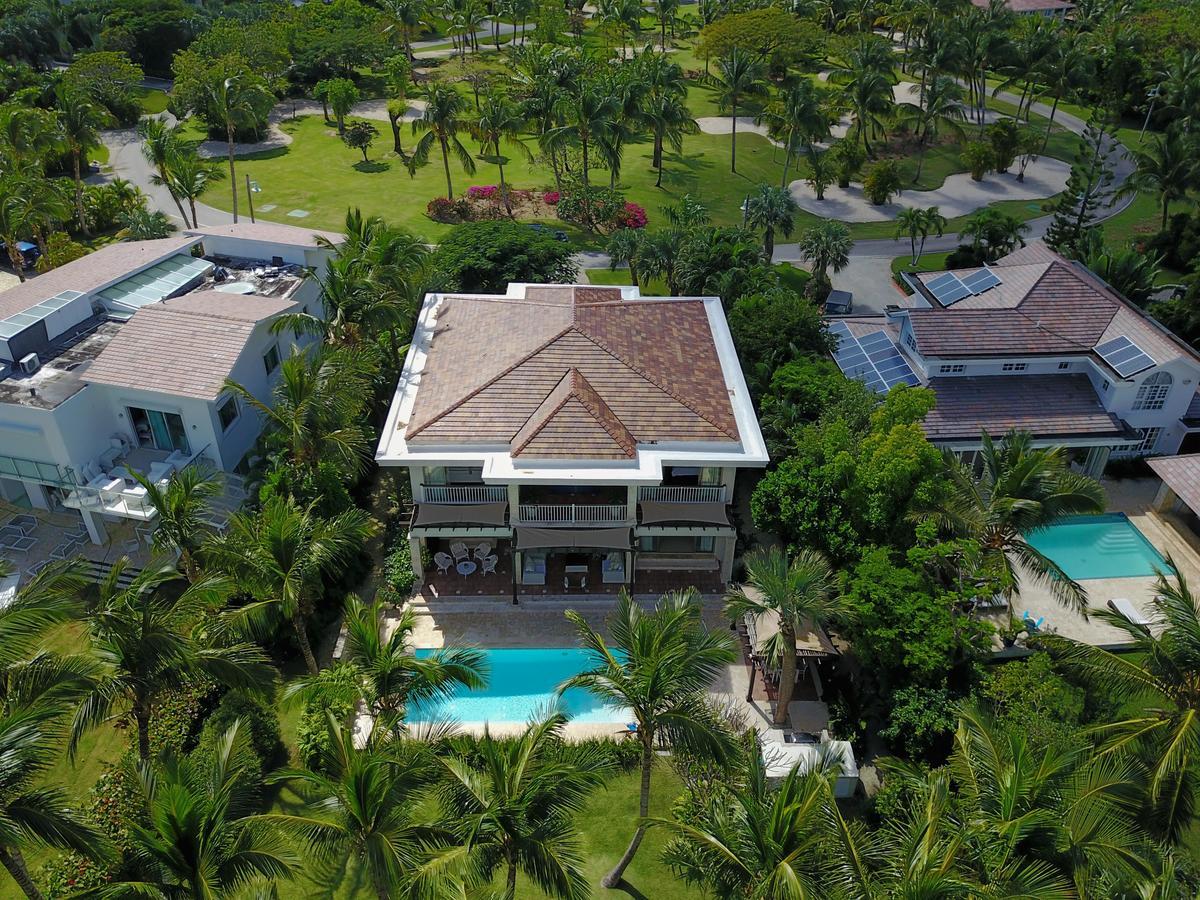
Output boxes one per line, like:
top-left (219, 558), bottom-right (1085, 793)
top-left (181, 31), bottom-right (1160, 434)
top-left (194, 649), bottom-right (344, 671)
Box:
top-left (827, 241), bottom-right (1200, 476)
top-left (0, 221), bottom-right (338, 545)
top-left (376, 283), bottom-right (767, 600)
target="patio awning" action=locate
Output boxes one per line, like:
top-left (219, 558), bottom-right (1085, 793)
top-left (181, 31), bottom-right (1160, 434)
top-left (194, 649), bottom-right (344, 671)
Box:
top-left (414, 502), bottom-right (508, 526)
top-left (639, 501), bottom-right (729, 526)
top-left (1149, 454), bottom-right (1200, 516)
top-left (514, 526), bottom-right (631, 551)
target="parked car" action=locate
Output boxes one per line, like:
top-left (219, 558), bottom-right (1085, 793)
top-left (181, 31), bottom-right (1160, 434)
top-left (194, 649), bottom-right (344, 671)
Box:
top-left (0, 240), bottom-right (40, 269)
top-left (527, 223), bottom-right (569, 242)
top-left (825, 289), bottom-right (853, 314)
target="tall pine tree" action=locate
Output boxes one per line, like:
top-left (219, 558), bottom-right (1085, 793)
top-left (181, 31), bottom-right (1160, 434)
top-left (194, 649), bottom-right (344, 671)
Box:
top-left (1044, 110), bottom-right (1117, 257)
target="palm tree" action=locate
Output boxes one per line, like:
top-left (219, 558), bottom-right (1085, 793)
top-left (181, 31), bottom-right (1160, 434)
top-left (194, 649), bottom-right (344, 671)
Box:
top-left (411, 83), bottom-right (475, 200)
top-left (743, 184), bottom-right (797, 260)
top-left (543, 81), bottom-right (620, 219)
top-left (606, 227), bottom-right (644, 289)
top-left (724, 548), bottom-right (844, 727)
top-left (1035, 31), bottom-right (1092, 153)
top-left (438, 713), bottom-right (608, 899)
top-left (802, 146), bottom-right (835, 201)
top-left (164, 149), bottom-right (225, 229)
top-left (130, 465), bottom-right (220, 583)
top-left (894, 205), bottom-right (946, 265)
top-left (652, 0), bottom-right (680, 48)
top-left (561, 590), bottom-right (737, 888)
top-left (0, 708), bottom-right (109, 899)
top-left (842, 68), bottom-right (895, 158)
top-left (138, 118), bottom-right (192, 227)
top-left (224, 348), bottom-right (374, 486)
top-left (712, 49), bottom-right (766, 173)
top-left (207, 496), bottom-right (374, 675)
top-left (905, 74), bottom-right (966, 182)
top-left (54, 86), bottom-right (111, 237)
top-left (915, 430), bottom-right (1105, 615)
top-left (0, 168), bottom-right (41, 282)
top-left (760, 79), bottom-right (832, 187)
top-left (381, 0), bottom-right (428, 59)
top-left (1123, 130), bottom-right (1196, 231)
top-left (2, 169), bottom-right (70, 260)
top-left (649, 738), bottom-right (846, 897)
top-left (286, 596), bottom-right (486, 735)
top-left (105, 721), bottom-right (298, 896)
top-left (70, 559), bottom-right (275, 761)
top-left (797, 219), bottom-right (852, 283)
top-left (263, 718), bottom-right (448, 900)
top-left (204, 74), bottom-right (274, 223)
top-left (471, 92), bottom-right (530, 215)
top-left (643, 89), bottom-right (697, 188)
top-left (1043, 570), bottom-right (1200, 842)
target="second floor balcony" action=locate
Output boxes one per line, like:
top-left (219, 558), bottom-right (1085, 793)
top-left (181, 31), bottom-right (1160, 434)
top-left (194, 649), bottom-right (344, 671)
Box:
top-left (638, 485), bottom-right (727, 503)
top-left (516, 503), bottom-right (630, 526)
top-left (422, 483), bottom-right (508, 504)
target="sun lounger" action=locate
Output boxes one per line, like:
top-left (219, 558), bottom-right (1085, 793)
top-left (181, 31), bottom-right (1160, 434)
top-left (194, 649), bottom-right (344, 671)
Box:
top-left (1108, 597), bottom-right (1151, 626)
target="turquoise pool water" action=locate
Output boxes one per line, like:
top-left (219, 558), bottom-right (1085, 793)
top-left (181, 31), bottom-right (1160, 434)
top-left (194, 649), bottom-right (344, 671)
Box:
top-left (1025, 514), bottom-right (1169, 580)
top-left (407, 648), bottom-right (627, 724)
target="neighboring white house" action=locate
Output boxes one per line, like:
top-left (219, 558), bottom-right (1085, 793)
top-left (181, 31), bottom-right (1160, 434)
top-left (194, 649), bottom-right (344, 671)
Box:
top-left (828, 241), bottom-right (1200, 476)
top-left (376, 283), bottom-right (768, 599)
top-left (969, 0), bottom-right (1072, 17)
top-left (0, 222), bottom-right (341, 544)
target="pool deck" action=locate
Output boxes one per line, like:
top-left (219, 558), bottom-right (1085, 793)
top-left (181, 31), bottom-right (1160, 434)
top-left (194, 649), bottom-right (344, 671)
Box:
top-left (994, 476), bottom-right (1200, 650)
top-left (387, 599), bottom-right (768, 737)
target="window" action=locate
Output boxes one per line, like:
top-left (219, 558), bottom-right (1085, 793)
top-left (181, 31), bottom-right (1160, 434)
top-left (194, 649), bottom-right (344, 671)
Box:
top-left (217, 396), bottom-right (239, 431)
top-left (904, 333), bottom-right (918, 352)
top-left (446, 466), bottom-right (483, 484)
top-left (1113, 427), bottom-right (1162, 458)
top-left (1058, 362), bottom-right (1071, 370)
top-left (263, 344), bottom-right (281, 375)
top-left (1133, 371), bottom-right (1172, 411)
top-left (1002, 363), bottom-right (1028, 372)
top-left (938, 364), bottom-right (965, 374)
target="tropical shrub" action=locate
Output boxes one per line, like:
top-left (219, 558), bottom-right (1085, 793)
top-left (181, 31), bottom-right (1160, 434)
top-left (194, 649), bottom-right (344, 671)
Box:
top-left (542, 190), bottom-right (560, 205)
top-left (862, 159), bottom-right (902, 205)
top-left (555, 184), bottom-right (628, 232)
top-left (429, 220), bottom-right (576, 292)
top-left (296, 664), bottom-right (361, 770)
top-left (383, 527), bottom-right (417, 596)
top-left (961, 140), bottom-right (994, 181)
top-left (426, 196), bottom-right (474, 224)
top-left (197, 690), bottom-right (287, 769)
top-left (616, 201), bottom-right (648, 229)
top-left (976, 652), bottom-right (1086, 752)
top-left (879, 684), bottom-right (958, 762)
top-left (467, 185), bottom-right (500, 200)
top-left (148, 676), bottom-right (219, 755)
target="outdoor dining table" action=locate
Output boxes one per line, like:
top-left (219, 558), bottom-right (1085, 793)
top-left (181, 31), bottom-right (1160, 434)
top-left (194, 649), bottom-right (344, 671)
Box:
top-left (456, 560), bottom-right (477, 577)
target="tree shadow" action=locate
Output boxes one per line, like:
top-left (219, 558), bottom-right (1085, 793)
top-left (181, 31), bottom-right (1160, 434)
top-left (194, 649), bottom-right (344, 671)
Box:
top-left (353, 160), bottom-right (391, 173)
top-left (610, 880), bottom-right (651, 900)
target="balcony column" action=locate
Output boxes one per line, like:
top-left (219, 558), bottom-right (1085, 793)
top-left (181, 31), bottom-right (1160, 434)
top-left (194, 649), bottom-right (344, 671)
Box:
top-left (20, 481), bottom-right (50, 510)
top-left (408, 533), bottom-right (424, 582)
top-left (79, 509), bottom-right (107, 545)
top-left (626, 485), bottom-right (638, 522)
top-left (716, 535), bottom-right (735, 583)
top-left (507, 483), bottom-right (521, 522)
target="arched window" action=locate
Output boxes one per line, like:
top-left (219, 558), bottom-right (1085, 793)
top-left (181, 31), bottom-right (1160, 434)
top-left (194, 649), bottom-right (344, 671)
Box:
top-left (1133, 371), bottom-right (1172, 411)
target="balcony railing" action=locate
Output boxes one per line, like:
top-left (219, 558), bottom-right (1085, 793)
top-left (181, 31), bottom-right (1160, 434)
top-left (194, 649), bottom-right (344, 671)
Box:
top-left (0, 454), bottom-right (77, 488)
top-left (423, 484), bottom-right (508, 504)
top-left (638, 485), bottom-right (727, 503)
top-left (518, 504), bottom-right (629, 526)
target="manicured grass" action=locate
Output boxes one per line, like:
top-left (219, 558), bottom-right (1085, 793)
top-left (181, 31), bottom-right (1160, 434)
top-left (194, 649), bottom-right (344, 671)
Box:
top-left (890, 251), bottom-right (953, 292)
top-left (135, 87), bottom-right (169, 114)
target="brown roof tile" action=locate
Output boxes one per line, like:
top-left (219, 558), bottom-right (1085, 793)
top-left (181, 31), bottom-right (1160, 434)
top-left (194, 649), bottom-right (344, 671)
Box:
top-left (1148, 454), bottom-right (1200, 515)
top-left (184, 222), bottom-right (345, 248)
top-left (404, 287), bottom-right (740, 451)
top-left (922, 374), bottom-right (1125, 441)
top-left (512, 368), bottom-right (637, 459)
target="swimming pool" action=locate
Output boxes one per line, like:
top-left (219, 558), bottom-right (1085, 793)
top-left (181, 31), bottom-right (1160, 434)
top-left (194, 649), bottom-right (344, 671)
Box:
top-left (1025, 513), bottom-right (1169, 581)
top-left (407, 648), bottom-right (627, 724)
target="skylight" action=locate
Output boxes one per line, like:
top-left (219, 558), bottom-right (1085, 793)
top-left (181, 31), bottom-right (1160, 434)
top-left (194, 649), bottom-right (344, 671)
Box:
top-left (0, 291), bottom-right (87, 340)
top-left (97, 255), bottom-right (214, 312)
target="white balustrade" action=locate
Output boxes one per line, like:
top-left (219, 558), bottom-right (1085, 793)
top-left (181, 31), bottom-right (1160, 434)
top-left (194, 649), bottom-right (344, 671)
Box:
top-left (637, 485), bottom-right (727, 503)
top-left (517, 504), bottom-right (629, 525)
top-left (423, 484), bottom-right (508, 504)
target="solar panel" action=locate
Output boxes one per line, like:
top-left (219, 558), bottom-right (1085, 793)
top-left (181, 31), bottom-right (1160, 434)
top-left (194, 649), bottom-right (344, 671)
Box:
top-left (1097, 336), bottom-right (1155, 378)
top-left (827, 325), bottom-right (921, 394)
top-left (961, 268), bottom-right (1001, 294)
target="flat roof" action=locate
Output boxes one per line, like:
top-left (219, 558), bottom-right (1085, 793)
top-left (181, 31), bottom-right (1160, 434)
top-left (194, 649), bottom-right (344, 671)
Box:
top-left (184, 222), bottom-right (345, 248)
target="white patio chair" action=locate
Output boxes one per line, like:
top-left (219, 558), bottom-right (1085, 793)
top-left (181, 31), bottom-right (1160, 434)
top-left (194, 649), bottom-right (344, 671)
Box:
top-left (473, 542), bottom-right (493, 560)
top-left (450, 542), bottom-right (469, 562)
top-left (434, 552), bottom-right (454, 575)
top-left (481, 554), bottom-right (498, 575)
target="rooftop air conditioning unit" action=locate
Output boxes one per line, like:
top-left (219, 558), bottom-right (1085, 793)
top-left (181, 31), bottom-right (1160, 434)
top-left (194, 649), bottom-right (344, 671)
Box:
top-left (18, 353), bottom-right (40, 375)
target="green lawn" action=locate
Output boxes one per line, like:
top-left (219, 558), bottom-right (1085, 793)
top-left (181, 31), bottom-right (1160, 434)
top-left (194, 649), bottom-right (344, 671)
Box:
top-left (134, 87), bottom-right (169, 115)
top-left (890, 250), bottom-right (953, 292)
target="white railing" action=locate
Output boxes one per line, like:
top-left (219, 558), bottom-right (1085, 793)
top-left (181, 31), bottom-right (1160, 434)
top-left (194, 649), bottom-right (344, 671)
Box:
top-left (518, 504), bottom-right (629, 525)
top-left (423, 484), bottom-right (508, 504)
top-left (638, 485), bottom-right (727, 503)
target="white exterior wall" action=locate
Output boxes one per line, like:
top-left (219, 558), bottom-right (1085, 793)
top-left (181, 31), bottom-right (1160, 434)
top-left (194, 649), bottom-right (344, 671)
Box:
top-left (193, 236), bottom-right (335, 270)
top-left (0, 385), bottom-right (115, 476)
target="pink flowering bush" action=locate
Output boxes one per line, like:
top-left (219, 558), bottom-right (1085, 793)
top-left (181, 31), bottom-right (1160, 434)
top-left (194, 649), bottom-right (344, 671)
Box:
top-left (542, 190), bottom-right (560, 205)
top-left (616, 201), bottom-right (648, 229)
top-left (466, 185), bottom-right (499, 200)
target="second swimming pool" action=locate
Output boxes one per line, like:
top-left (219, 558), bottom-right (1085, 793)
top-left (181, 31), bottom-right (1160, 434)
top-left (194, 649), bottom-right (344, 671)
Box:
top-left (1025, 513), bottom-right (1169, 581)
top-left (406, 647), bottom-right (627, 724)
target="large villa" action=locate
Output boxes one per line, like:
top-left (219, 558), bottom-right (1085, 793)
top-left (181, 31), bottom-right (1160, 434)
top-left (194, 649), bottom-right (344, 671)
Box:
top-left (376, 282), bottom-right (768, 601)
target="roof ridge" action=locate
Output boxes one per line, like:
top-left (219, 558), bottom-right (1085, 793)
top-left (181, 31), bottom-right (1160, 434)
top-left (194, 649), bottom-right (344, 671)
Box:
top-left (562, 368), bottom-right (637, 457)
top-left (1007, 260), bottom-right (1117, 353)
top-left (406, 324), bottom-right (575, 438)
top-left (571, 323), bottom-right (740, 440)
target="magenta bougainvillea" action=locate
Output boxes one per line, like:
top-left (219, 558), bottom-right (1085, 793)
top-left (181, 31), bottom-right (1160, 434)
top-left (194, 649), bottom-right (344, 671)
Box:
top-left (616, 201), bottom-right (648, 229)
top-left (542, 190), bottom-right (561, 205)
top-left (466, 185), bottom-right (499, 199)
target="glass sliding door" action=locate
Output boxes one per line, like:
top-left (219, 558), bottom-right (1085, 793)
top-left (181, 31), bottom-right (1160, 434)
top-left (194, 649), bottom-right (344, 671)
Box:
top-left (128, 407), bottom-right (190, 453)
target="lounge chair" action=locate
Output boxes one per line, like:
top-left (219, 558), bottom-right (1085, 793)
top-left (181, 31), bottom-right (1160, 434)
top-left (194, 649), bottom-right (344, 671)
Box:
top-left (1022, 611), bottom-right (1045, 632)
top-left (1108, 597), bottom-right (1151, 626)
